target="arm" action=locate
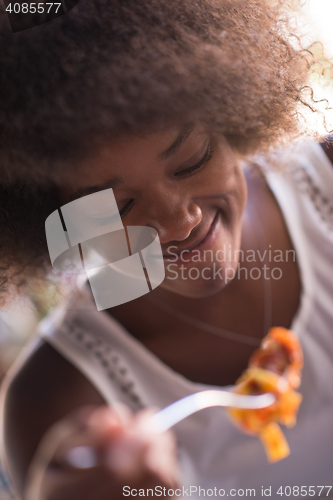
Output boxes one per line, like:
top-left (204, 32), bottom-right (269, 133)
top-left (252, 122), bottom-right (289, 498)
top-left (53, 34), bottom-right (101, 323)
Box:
top-left (1, 340), bottom-right (178, 500)
top-left (1, 340), bottom-right (106, 497)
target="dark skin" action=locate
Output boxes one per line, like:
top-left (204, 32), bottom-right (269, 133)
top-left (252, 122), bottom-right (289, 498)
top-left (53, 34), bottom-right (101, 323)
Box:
top-left (107, 168), bottom-right (300, 386)
top-left (2, 128), bottom-right (332, 498)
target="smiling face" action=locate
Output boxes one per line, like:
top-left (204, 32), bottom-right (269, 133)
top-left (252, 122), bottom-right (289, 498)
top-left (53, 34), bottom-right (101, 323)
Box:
top-left (58, 124), bottom-right (247, 298)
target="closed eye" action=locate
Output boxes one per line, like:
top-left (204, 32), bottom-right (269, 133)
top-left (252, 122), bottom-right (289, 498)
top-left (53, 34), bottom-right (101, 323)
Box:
top-left (119, 199), bottom-right (135, 218)
top-left (93, 200), bottom-right (134, 225)
top-left (94, 143), bottom-right (214, 224)
top-left (115, 145), bottom-right (214, 221)
top-left (174, 143), bottom-right (214, 178)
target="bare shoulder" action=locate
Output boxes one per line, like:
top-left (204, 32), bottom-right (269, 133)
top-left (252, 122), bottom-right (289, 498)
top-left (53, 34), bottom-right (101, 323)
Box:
top-left (245, 161), bottom-right (299, 250)
top-left (244, 162), bottom-right (301, 327)
top-left (244, 163), bottom-right (286, 231)
top-left (1, 338), bottom-right (105, 496)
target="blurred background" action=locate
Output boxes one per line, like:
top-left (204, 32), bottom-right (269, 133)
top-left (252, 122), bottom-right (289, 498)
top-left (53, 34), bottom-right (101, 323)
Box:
top-left (0, 0), bottom-right (333, 498)
top-left (302, 0), bottom-right (333, 58)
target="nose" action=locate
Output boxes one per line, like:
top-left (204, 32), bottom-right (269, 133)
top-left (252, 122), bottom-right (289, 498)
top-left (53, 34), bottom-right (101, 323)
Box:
top-left (147, 196), bottom-right (203, 245)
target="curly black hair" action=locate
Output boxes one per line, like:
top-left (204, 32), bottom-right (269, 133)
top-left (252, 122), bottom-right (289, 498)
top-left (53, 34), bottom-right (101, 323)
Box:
top-left (0, 0), bottom-right (323, 305)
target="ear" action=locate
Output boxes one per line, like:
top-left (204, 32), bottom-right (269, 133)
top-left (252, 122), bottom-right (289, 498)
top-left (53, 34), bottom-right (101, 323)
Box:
top-left (320, 134), bottom-right (333, 168)
top-left (4, 0), bottom-right (80, 33)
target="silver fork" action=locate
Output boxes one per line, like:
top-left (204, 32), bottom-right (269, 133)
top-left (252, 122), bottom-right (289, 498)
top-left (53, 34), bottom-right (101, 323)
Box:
top-left (64, 390), bottom-right (275, 469)
top-left (150, 390), bottom-right (276, 433)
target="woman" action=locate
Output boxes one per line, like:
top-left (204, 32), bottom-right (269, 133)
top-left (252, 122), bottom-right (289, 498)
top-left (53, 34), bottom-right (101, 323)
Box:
top-left (0, 0), bottom-right (333, 498)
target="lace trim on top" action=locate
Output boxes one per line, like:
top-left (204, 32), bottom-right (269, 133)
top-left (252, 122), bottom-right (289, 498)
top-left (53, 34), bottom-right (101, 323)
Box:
top-left (290, 164), bottom-right (333, 232)
top-left (60, 314), bottom-right (145, 409)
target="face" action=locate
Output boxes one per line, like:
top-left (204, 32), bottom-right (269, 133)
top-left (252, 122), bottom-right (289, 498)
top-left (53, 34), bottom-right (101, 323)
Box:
top-left (58, 124), bottom-right (247, 298)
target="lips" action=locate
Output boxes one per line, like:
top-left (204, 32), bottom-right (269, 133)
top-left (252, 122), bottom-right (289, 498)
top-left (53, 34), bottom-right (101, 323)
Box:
top-left (162, 211), bottom-right (220, 261)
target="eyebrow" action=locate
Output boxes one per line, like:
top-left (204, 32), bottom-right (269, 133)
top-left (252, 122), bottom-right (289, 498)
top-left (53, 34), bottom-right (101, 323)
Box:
top-left (158, 123), bottom-right (195, 161)
top-left (69, 176), bottom-right (124, 201)
top-left (68, 124), bottom-right (195, 201)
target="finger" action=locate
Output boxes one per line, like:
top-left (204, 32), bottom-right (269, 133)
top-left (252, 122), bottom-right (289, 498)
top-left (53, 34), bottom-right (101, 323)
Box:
top-left (44, 405), bottom-right (134, 473)
top-left (86, 403), bottom-right (133, 440)
top-left (104, 434), bottom-right (149, 479)
top-left (130, 409), bottom-right (180, 486)
top-left (60, 408), bottom-right (161, 477)
top-left (98, 408), bottom-right (179, 485)
top-left (60, 445), bottom-right (100, 470)
top-left (26, 405), bottom-right (121, 477)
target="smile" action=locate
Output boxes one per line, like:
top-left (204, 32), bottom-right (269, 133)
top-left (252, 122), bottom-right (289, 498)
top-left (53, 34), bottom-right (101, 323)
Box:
top-left (163, 211), bottom-right (221, 264)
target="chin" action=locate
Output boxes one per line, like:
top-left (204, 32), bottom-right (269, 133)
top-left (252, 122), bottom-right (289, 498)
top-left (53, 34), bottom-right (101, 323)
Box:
top-left (160, 261), bottom-right (237, 299)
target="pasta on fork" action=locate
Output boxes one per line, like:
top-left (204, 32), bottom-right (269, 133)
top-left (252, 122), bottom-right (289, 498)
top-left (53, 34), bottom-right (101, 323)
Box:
top-left (228, 328), bottom-right (303, 462)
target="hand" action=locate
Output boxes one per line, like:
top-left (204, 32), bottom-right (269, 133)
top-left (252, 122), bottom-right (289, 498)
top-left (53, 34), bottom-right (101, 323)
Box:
top-left (25, 405), bottom-right (179, 500)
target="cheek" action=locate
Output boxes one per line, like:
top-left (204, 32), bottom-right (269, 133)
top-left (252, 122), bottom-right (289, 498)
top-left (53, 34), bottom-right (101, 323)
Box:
top-left (236, 167), bottom-right (248, 218)
top-left (161, 259), bottom-right (238, 298)
top-left (160, 217), bottom-right (245, 298)
top-left (205, 141), bottom-right (247, 216)
top-left (212, 159), bottom-right (247, 236)
top-left (160, 162), bottom-right (247, 297)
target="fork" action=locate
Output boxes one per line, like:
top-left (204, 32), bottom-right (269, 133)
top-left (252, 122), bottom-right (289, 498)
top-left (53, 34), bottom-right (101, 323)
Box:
top-left (64, 390), bottom-right (275, 469)
top-left (149, 390), bottom-right (276, 433)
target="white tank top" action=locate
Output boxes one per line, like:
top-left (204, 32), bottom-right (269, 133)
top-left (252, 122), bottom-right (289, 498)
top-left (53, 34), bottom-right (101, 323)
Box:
top-left (34, 141), bottom-right (333, 496)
